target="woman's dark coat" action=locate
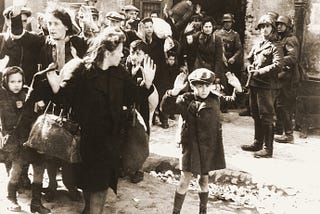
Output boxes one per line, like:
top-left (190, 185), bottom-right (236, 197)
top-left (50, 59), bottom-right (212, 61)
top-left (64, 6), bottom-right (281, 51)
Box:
top-left (161, 92), bottom-right (226, 175)
top-left (60, 62), bottom-right (153, 193)
top-left (191, 32), bottom-right (228, 88)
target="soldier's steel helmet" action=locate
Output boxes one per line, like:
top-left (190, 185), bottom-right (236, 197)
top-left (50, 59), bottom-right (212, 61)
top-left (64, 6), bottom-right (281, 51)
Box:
top-left (276, 15), bottom-right (292, 28)
top-left (257, 14), bottom-right (276, 29)
top-left (222, 13), bottom-right (234, 23)
top-left (266, 11), bottom-right (279, 21)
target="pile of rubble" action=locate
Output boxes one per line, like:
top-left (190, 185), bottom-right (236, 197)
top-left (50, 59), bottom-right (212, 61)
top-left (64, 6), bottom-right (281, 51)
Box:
top-left (149, 168), bottom-right (300, 213)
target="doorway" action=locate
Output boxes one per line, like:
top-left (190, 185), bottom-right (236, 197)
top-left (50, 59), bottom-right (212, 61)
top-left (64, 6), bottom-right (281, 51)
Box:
top-left (191, 0), bottom-right (247, 44)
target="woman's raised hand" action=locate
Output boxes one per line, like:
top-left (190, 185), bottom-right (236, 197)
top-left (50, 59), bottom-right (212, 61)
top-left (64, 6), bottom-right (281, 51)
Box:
top-left (141, 55), bottom-right (156, 89)
top-left (136, 22), bottom-right (146, 42)
top-left (12, 0), bottom-right (26, 16)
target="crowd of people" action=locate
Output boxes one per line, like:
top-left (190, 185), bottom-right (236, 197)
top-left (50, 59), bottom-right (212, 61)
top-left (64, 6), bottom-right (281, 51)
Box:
top-left (0, 0), bottom-right (302, 213)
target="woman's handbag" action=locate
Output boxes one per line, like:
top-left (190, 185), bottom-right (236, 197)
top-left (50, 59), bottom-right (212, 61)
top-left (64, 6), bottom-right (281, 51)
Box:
top-left (25, 101), bottom-right (81, 163)
top-left (120, 106), bottom-right (149, 175)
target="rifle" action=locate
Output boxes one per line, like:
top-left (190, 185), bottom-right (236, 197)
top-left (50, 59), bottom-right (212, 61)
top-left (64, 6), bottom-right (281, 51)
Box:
top-left (245, 65), bottom-right (254, 88)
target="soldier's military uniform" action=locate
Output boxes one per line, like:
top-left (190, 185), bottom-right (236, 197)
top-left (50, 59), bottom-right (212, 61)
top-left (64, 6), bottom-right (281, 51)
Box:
top-left (274, 16), bottom-right (300, 143)
top-left (215, 14), bottom-right (243, 111)
top-left (215, 14), bottom-right (243, 80)
top-left (241, 15), bottom-right (282, 158)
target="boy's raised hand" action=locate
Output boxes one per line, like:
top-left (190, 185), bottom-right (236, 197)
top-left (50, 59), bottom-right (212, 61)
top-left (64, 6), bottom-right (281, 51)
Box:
top-left (171, 72), bottom-right (188, 96)
top-left (142, 55), bottom-right (156, 89)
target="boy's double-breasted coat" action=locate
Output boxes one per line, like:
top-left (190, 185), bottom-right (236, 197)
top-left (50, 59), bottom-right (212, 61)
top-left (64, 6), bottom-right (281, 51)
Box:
top-left (162, 92), bottom-right (226, 175)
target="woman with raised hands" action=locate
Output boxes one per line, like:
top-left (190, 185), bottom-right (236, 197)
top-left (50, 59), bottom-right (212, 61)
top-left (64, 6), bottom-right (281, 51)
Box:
top-left (56, 27), bottom-right (156, 214)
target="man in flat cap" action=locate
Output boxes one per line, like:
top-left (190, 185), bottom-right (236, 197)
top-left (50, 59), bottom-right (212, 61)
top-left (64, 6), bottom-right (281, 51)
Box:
top-left (122, 5), bottom-right (140, 31)
top-left (105, 11), bottom-right (126, 28)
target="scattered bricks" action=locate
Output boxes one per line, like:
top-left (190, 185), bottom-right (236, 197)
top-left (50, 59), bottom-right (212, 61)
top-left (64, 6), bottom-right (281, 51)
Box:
top-left (164, 170), bottom-right (174, 178)
top-left (275, 189), bottom-right (285, 197)
top-left (166, 177), bottom-right (173, 183)
top-left (270, 185), bottom-right (277, 193)
top-left (212, 170), bottom-right (224, 183)
top-left (146, 154), bottom-right (297, 212)
top-left (231, 171), bottom-right (241, 177)
top-left (149, 171), bottom-right (158, 177)
top-left (239, 173), bottom-right (248, 183)
top-left (155, 161), bottom-right (174, 172)
top-left (231, 178), bottom-right (238, 185)
top-left (283, 188), bottom-right (299, 196)
top-left (223, 169), bottom-right (232, 177)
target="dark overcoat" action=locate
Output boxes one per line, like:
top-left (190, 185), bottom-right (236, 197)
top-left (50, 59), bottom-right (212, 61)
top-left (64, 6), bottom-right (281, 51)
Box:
top-left (192, 32), bottom-right (228, 88)
top-left (60, 63), bottom-right (153, 193)
top-left (162, 92), bottom-right (226, 175)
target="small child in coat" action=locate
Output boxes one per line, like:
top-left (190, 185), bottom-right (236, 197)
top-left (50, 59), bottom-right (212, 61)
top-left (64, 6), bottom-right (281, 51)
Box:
top-left (0, 66), bottom-right (26, 212)
top-left (161, 68), bottom-right (226, 214)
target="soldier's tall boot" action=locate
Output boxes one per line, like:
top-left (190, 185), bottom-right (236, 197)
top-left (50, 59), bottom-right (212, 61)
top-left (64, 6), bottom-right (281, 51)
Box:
top-left (241, 120), bottom-right (263, 151)
top-left (254, 124), bottom-right (273, 158)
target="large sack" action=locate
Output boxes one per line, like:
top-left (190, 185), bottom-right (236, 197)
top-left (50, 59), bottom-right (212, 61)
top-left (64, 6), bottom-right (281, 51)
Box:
top-left (152, 18), bottom-right (172, 39)
top-left (171, 0), bottom-right (194, 29)
top-left (25, 110), bottom-right (81, 163)
top-left (121, 109), bottom-right (149, 175)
